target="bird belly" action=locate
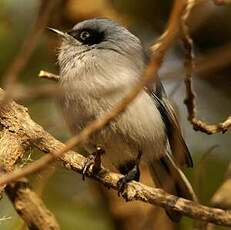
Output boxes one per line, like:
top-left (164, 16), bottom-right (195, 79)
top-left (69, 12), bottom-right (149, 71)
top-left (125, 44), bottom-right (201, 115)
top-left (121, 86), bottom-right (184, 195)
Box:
top-left (59, 82), bottom-right (166, 172)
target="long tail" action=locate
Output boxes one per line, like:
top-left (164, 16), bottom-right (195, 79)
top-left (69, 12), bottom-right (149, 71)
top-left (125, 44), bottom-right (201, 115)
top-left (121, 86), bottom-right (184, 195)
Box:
top-left (149, 152), bottom-right (197, 222)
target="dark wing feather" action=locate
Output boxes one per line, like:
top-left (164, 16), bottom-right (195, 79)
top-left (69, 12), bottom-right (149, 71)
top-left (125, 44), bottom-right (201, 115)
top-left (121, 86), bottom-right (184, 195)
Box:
top-left (147, 77), bottom-right (193, 167)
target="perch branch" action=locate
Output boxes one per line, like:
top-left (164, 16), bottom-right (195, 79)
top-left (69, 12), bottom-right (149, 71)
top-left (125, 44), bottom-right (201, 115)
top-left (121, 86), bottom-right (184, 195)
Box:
top-left (181, 0), bottom-right (231, 134)
top-left (0, 92), bottom-right (230, 226)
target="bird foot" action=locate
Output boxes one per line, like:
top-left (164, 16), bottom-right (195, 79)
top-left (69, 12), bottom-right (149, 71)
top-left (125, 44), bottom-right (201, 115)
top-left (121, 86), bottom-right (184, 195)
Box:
top-left (82, 147), bottom-right (105, 180)
top-left (117, 164), bottom-right (140, 199)
top-left (117, 151), bottom-right (142, 198)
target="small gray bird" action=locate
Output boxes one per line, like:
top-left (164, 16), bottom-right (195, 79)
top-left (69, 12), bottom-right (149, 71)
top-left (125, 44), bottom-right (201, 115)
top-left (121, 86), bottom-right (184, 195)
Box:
top-left (51, 18), bottom-right (197, 221)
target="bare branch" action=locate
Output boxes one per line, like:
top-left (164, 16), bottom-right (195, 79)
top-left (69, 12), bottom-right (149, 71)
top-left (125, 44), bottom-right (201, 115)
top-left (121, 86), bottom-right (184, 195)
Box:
top-left (6, 178), bottom-right (60, 230)
top-left (151, 0), bottom-right (185, 55)
top-left (0, 89), bottom-right (230, 226)
top-left (181, 0), bottom-right (231, 134)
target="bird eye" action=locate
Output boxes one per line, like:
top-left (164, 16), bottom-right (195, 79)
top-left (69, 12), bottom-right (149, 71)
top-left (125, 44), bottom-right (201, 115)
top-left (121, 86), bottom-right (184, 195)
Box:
top-left (68, 28), bottom-right (104, 45)
top-left (80, 31), bottom-right (91, 41)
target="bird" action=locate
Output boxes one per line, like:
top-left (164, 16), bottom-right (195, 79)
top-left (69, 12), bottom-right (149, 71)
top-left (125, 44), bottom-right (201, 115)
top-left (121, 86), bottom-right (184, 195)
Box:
top-left (51, 18), bottom-right (197, 222)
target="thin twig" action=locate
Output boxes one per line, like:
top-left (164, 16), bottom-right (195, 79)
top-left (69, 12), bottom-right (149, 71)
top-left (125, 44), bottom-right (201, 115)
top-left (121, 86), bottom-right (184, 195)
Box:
top-left (181, 0), bottom-right (231, 134)
top-left (39, 70), bottom-right (59, 82)
top-left (181, 0), bottom-right (197, 121)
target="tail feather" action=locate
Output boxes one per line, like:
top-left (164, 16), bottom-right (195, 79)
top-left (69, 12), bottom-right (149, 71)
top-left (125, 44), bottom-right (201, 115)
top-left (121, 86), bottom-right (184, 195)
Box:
top-left (149, 152), bottom-right (197, 222)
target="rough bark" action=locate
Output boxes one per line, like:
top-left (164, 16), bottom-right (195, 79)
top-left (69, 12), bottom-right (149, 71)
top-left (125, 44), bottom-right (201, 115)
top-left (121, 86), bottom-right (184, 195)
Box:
top-left (0, 99), bottom-right (60, 229)
top-left (0, 89), bottom-right (231, 227)
top-left (6, 179), bottom-right (60, 230)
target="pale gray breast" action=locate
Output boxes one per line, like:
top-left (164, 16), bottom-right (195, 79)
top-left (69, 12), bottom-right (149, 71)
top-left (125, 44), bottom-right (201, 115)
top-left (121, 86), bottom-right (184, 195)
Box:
top-left (87, 90), bottom-right (167, 170)
top-left (58, 53), bottom-right (140, 134)
top-left (58, 51), bottom-right (166, 169)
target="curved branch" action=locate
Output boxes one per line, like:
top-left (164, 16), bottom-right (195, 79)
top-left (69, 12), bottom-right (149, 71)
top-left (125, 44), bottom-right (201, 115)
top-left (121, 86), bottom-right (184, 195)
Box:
top-left (0, 89), bottom-right (230, 226)
top-left (181, 0), bottom-right (231, 134)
